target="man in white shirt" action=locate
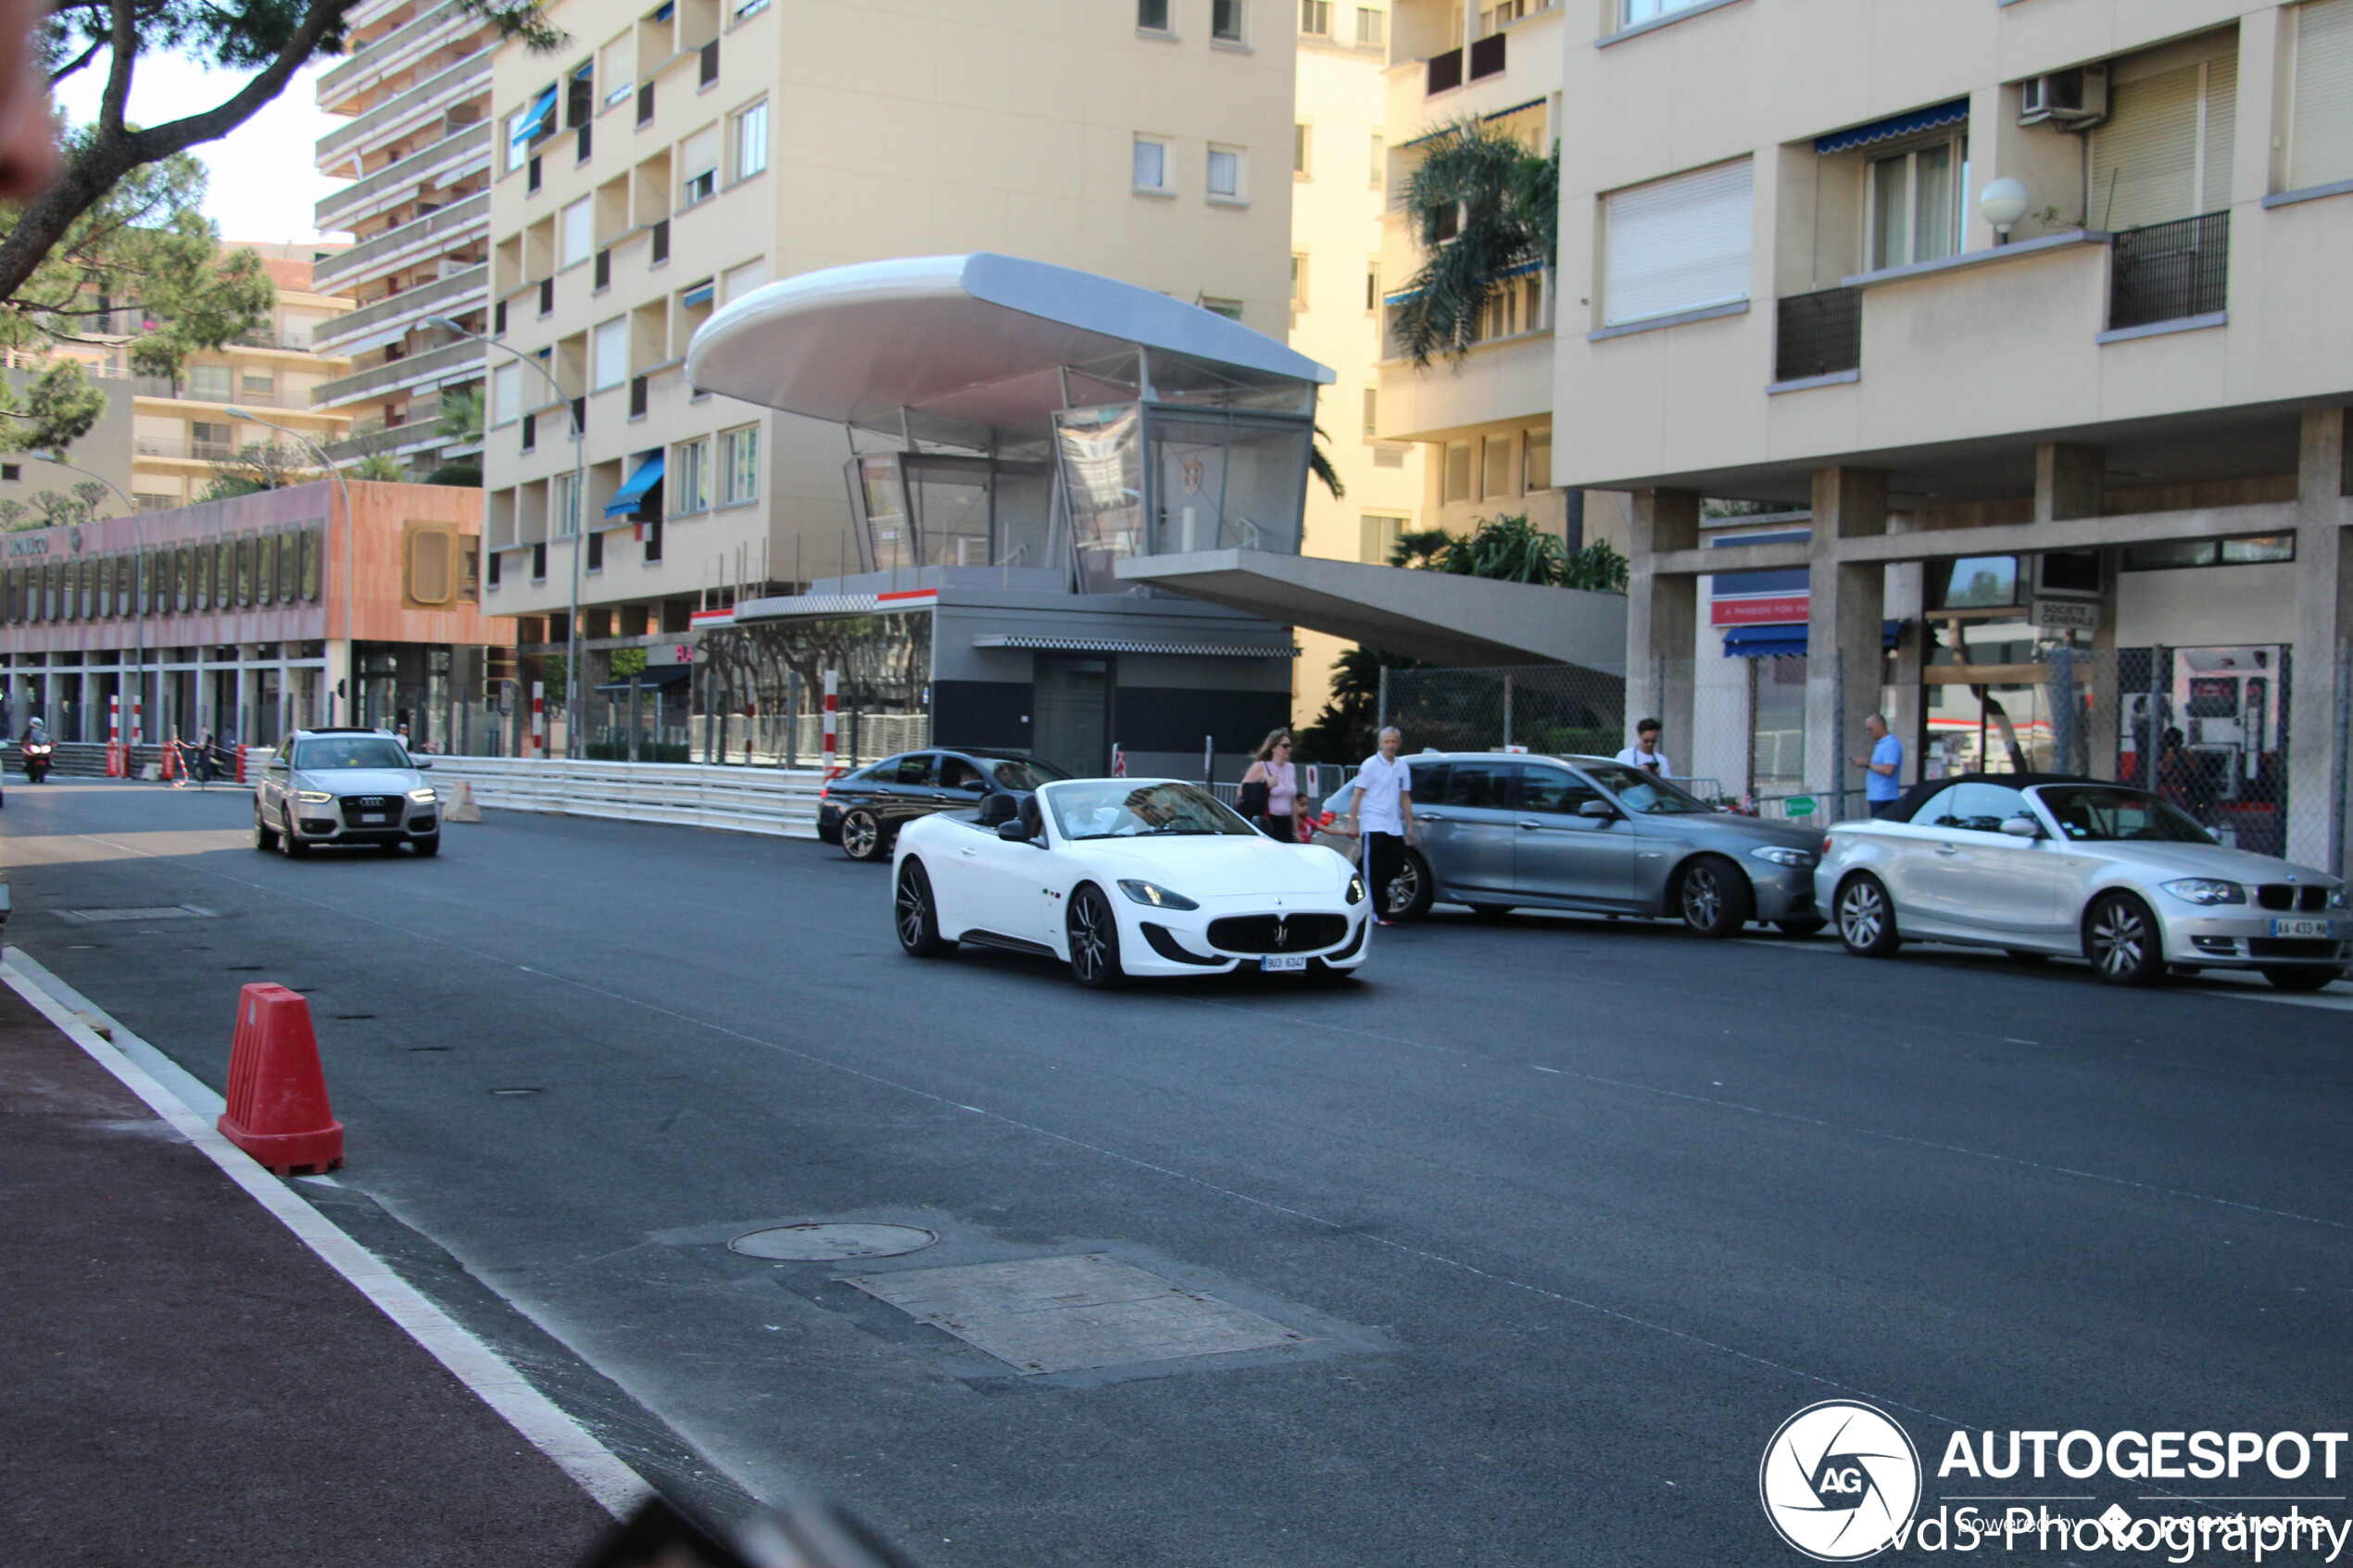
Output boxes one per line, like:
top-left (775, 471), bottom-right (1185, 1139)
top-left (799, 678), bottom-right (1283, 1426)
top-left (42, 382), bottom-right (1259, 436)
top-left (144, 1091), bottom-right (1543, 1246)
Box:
top-left (1615, 718), bottom-right (1671, 777)
top-left (1346, 726), bottom-right (1416, 925)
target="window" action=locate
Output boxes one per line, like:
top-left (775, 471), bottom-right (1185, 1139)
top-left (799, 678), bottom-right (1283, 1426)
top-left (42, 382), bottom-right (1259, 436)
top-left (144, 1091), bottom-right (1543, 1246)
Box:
top-left (1365, 262), bottom-right (1380, 309)
top-left (720, 423), bottom-right (759, 504)
top-left (1301, 0), bottom-right (1330, 36)
top-left (188, 364), bottom-right (231, 401)
top-left (1913, 782), bottom-right (2032, 834)
top-left (1519, 767), bottom-right (1602, 816)
top-left (594, 317), bottom-right (627, 390)
top-left (2122, 534), bottom-right (2296, 570)
top-left (1602, 157), bottom-right (1753, 326)
top-left (733, 98), bottom-right (768, 180)
top-left (492, 362), bottom-right (522, 425)
top-left (1214, 0), bottom-right (1244, 41)
top-left (1290, 251), bottom-right (1309, 306)
top-left (1933, 555), bottom-right (2020, 608)
top-left (1357, 6), bottom-right (1385, 44)
top-left (560, 197), bottom-right (594, 268)
top-left (552, 471), bottom-right (580, 537)
top-left (1482, 434), bottom-right (1516, 499)
top-left (1294, 121), bottom-right (1311, 176)
top-left (507, 84), bottom-right (557, 171)
top-left (1207, 144), bottom-right (1245, 200)
top-left (680, 125), bottom-right (720, 206)
top-left (1138, 0), bottom-right (1171, 30)
top-left (1198, 295), bottom-right (1243, 319)
top-left (671, 436), bottom-right (711, 514)
top-left (586, 529), bottom-right (603, 571)
top-left (599, 34), bottom-right (633, 106)
top-left (1133, 135), bottom-right (1170, 192)
top-left (2290, 0), bottom-right (2353, 190)
top-left (1866, 138), bottom-right (1960, 270)
top-left (1443, 441), bottom-right (1472, 503)
top-left (721, 258), bottom-right (766, 301)
top-left (191, 420), bottom-right (234, 459)
top-left (1369, 132), bottom-right (1385, 189)
top-left (2090, 48), bottom-right (2236, 231)
top-left (241, 373), bottom-right (273, 394)
top-left (1619, 0), bottom-right (1705, 24)
top-left (1523, 428), bottom-right (1552, 491)
top-left (1362, 386), bottom-right (1378, 438)
top-left (1360, 511), bottom-right (1407, 562)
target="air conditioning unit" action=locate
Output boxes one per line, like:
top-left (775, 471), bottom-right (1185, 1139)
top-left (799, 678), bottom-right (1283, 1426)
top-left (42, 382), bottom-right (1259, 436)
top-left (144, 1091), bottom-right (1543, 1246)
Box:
top-left (2020, 64), bottom-right (2108, 128)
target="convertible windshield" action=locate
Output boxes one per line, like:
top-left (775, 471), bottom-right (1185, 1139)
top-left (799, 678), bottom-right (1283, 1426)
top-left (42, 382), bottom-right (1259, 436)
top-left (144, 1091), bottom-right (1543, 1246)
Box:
top-left (1578, 761), bottom-right (1712, 815)
top-left (1048, 781), bottom-right (1258, 840)
top-left (2034, 785), bottom-right (2217, 845)
top-left (985, 757), bottom-right (1070, 792)
top-left (295, 737), bottom-right (410, 771)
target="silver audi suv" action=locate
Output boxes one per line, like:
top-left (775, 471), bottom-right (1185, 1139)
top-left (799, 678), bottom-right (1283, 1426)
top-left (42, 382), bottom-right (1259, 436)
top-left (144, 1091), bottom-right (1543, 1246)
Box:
top-left (253, 728), bottom-right (441, 858)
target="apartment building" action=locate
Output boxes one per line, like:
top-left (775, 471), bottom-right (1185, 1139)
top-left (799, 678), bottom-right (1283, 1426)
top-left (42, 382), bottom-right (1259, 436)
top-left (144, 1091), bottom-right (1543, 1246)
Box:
top-left (1291, 0), bottom-right (1428, 713)
top-left (310, 0), bottom-right (502, 473)
top-left (478, 0), bottom-right (1293, 662)
top-left (1553, 0), bottom-right (2353, 866)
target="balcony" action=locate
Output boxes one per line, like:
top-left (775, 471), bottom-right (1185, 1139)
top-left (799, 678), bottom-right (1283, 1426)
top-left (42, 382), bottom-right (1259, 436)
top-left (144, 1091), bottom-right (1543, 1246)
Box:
top-left (1468, 31), bottom-right (1504, 80)
top-left (314, 121), bottom-right (490, 231)
top-left (310, 337), bottom-right (484, 408)
top-left (1427, 47), bottom-right (1461, 94)
top-left (2108, 211), bottom-right (2228, 333)
top-left (313, 191), bottom-right (490, 289)
top-left (1773, 288), bottom-right (1860, 384)
top-left (136, 436), bottom-right (239, 461)
top-left (317, 53), bottom-right (493, 164)
top-left (311, 263), bottom-right (488, 352)
top-left (317, 1), bottom-right (475, 106)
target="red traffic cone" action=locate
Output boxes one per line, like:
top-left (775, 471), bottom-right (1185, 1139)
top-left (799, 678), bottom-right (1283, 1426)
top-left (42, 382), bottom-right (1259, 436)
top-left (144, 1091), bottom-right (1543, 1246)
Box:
top-left (218, 984), bottom-right (345, 1175)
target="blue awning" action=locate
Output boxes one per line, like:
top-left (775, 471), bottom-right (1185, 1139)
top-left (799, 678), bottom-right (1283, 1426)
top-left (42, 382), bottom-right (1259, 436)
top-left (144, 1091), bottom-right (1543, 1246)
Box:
top-left (681, 281), bottom-right (715, 308)
top-left (604, 452), bottom-right (664, 517)
top-left (1814, 99), bottom-right (1969, 156)
top-left (510, 86), bottom-right (557, 158)
top-left (1722, 621), bottom-right (1903, 658)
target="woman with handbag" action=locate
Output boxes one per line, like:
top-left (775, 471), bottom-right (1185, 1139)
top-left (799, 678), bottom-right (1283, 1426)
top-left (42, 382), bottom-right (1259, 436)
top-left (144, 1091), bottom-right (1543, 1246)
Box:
top-left (1239, 728), bottom-right (1305, 842)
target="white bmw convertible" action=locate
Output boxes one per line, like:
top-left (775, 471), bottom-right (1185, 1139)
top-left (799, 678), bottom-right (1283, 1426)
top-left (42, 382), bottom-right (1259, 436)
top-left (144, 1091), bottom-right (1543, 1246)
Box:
top-left (891, 778), bottom-right (1371, 987)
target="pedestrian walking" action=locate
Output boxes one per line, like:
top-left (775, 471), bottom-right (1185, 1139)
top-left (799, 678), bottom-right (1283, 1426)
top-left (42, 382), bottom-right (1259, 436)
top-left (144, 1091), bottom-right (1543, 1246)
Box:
top-left (1239, 728), bottom-right (1307, 842)
top-left (1850, 712), bottom-right (1905, 819)
top-left (1616, 718), bottom-right (1672, 777)
top-left (1346, 726), bottom-right (1417, 925)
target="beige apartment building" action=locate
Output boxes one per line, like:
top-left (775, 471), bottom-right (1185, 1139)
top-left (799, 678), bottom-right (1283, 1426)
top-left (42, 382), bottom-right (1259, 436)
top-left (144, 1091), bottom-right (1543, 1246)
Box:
top-left (1517, 0), bottom-right (2353, 868)
top-left (310, 0), bottom-right (501, 473)
top-left (1292, 0), bottom-right (1428, 713)
top-left (478, 0), bottom-right (1294, 654)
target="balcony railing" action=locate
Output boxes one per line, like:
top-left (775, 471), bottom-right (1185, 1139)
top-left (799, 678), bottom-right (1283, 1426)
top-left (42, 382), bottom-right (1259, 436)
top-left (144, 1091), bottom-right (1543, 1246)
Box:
top-left (1774, 287), bottom-right (1861, 383)
top-left (1427, 47), bottom-right (1462, 94)
top-left (2108, 211), bottom-right (2229, 332)
top-left (317, 0), bottom-right (467, 101)
top-left (310, 337), bottom-right (484, 408)
top-left (136, 437), bottom-right (239, 461)
top-left (314, 121), bottom-right (490, 230)
top-left (313, 192), bottom-right (490, 288)
top-left (1468, 31), bottom-right (1504, 80)
top-left (316, 53), bottom-right (493, 162)
top-left (310, 263), bottom-right (487, 351)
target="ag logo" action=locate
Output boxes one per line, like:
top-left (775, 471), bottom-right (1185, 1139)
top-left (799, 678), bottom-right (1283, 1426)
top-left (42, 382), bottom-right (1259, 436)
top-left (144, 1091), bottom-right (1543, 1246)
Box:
top-left (1758, 1400), bottom-right (1921, 1562)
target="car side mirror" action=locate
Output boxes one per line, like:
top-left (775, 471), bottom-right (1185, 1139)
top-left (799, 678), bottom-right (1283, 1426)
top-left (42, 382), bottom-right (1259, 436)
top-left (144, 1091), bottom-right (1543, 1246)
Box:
top-left (1578, 798), bottom-right (1616, 819)
top-left (415, 759), bottom-right (433, 770)
top-left (960, 777), bottom-right (988, 791)
top-left (997, 819), bottom-right (1032, 843)
top-left (2000, 815), bottom-right (2041, 839)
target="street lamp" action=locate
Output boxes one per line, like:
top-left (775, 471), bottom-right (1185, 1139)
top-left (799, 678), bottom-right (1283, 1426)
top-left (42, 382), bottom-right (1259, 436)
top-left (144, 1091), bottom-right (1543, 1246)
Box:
top-left (33, 451), bottom-right (145, 748)
top-left (227, 409), bottom-right (355, 726)
top-left (428, 313), bottom-right (586, 760)
top-left (1980, 178), bottom-right (2031, 245)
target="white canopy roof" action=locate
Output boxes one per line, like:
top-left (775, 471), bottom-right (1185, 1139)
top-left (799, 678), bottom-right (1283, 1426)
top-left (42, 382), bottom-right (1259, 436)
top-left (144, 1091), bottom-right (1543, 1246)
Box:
top-left (684, 253), bottom-right (1331, 435)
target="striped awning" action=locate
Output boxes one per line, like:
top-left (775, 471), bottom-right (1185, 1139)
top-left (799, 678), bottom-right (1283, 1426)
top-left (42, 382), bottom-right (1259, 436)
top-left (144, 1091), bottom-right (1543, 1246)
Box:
top-left (1814, 99), bottom-right (1969, 156)
top-left (972, 635), bottom-right (1299, 659)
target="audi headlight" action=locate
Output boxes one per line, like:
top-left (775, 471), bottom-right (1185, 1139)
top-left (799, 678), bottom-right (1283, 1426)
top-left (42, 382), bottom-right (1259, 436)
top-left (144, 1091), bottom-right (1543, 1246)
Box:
top-left (296, 789), bottom-right (334, 804)
top-left (409, 787), bottom-right (437, 803)
top-left (2161, 877), bottom-right (2246, 906)
top-left (1750, 846), bottom-right (1817, 869)
top-left (1118, 880), bottom-right (1198, 910)
top-left (1345, 873), bottom-right (1366, 906)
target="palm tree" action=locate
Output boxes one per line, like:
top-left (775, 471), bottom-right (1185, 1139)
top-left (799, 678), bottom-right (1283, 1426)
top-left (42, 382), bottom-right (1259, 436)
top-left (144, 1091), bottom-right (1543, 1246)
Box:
top-left (1391, 119), bottom-right (1559, 368)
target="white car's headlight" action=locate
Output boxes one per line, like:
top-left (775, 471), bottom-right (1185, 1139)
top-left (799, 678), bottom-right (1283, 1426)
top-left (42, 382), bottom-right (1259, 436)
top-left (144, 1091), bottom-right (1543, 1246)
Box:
top-left (1750, 846), bottom-right (1816, 869)
top-left (409, 787), bottom-right (436, 803)
top-left (2161, 877), bottom-right (2246, 906)
top-left (1118, 879), bottom-right (1199, 910)
top-left (296, 789), bottom-right (334, 804)
top-left (1345, 873), bottom-right (1366, 905)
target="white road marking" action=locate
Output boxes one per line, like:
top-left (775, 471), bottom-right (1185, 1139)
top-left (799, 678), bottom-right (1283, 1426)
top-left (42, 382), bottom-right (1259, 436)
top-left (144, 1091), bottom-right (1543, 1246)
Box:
top-left (0, 953), bottom-right (652, 1518)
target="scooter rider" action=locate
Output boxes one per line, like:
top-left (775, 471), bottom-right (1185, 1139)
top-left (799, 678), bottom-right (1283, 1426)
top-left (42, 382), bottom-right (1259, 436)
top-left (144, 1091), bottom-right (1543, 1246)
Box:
top-left (21, 715), bottom-right (52, 783)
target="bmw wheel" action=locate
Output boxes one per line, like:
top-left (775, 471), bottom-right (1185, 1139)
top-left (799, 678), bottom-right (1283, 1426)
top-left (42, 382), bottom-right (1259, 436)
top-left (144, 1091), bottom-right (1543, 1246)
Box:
top-left (1383, 848), bottom-right (1435, 922)
top-left (1676, 855), bottom-right (1752, 938)
top-left (895, 859), bottom-right (953, 958)
top-left (1835, 873), bottom-right (1900, 958)
top-left (1066, 884), bottom-right (1126, 989)
top-left (2084, 892), bottom-right (2164, 986)
top-left (840, 809), bottom-right (884, 861)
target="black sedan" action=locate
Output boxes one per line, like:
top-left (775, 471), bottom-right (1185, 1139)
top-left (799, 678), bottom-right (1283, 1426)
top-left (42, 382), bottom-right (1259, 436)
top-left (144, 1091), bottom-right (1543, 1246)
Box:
top-left (817, 749), bottom-right (1071, 860)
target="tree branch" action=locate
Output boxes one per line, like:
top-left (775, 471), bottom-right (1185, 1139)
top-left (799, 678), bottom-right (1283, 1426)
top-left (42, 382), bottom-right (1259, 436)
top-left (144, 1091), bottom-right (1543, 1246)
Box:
top-left (46, 36), bottom-right (104, 87)
top-left (97, 0), bottom-right (137, 135)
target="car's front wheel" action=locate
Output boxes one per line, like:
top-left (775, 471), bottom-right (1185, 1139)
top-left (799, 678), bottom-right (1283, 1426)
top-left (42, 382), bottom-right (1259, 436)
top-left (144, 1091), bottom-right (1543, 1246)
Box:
top-left (1676, 855), bottom-right (1752, 938)
top-left (1066, 884), bottom-right (1125, 989)
top-left (254, 809), bottom-right (278, 851)
top-left (2261, 964), bottom-right (2343, 992)
top-left (281, 827), bottom-right (310, 859)
top-left (840, 809), bottom-right (885, 861)
top-left (2084, 892), bottom-right (2165, 986)
top-left (1835, 873), bottom-right (1900, 958)
top-left (895, 859), bottom-right (954, 958)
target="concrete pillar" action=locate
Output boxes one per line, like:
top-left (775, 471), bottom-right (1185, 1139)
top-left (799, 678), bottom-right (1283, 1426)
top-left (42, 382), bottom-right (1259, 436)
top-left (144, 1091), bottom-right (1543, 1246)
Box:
top-left (2034, 443), bottom-right (2104, 525)
top-left (2288, 408), bottom-right (2353, 873)
top-left (2033, 442), bottom-right (2115, 779)
top-left (1806, 468), bottom-right (1888, 812)
top-left (1625, 488), bottom-right (1699, 760)
top-left (1886, 560), bottom-right (1925, 785)
top-left (234, 658), bottom-right (254, 749)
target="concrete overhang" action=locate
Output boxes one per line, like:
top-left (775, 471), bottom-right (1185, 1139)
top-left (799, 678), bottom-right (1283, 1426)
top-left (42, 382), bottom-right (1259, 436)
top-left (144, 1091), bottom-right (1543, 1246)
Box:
top-left (1114, 549), bottom-right (1627, 669)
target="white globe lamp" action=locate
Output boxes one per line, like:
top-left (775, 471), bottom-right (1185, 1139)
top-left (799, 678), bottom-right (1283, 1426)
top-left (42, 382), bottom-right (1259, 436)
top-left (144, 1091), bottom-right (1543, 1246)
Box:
top-left (1980, 178), bottom-right (2031, 245)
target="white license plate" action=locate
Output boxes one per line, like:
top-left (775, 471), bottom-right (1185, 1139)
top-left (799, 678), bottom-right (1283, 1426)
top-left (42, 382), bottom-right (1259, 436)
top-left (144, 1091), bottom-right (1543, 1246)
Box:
top-left (2271, 917), bottom-right (2335, 938)
top-left (359, 813), bottom-right (386, 824)
top-left (1261, 955), bottom-right (1309, 972)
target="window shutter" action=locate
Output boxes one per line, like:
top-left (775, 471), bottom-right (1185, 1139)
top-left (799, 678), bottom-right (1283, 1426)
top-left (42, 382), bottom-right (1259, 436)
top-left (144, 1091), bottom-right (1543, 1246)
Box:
top-left (2092, 63), bottom-right (2212, 230)
top-left (2292, 0), bottom-right (2353, 189)
top-left (683, 127), bottom-right (720, 181)
top-left (409, 527), bottom-right (453, 605)
top-left (2201, 53), bottom-right (2238, 214)
top-left (1603, 158), bottom-right (1754, 327)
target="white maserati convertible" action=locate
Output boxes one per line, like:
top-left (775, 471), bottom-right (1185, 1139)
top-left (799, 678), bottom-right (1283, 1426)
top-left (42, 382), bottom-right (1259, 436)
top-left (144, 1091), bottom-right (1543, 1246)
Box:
top-left (890, 778), bottom-right (1370, 987)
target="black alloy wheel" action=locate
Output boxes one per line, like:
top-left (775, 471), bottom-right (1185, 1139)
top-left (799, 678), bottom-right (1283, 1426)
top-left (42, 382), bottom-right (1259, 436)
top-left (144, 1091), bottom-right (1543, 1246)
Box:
top-left (1383, 849), bottom-right (1435, 922)
top-left (840, 809), bottom-right (884, 861)
top-left (2261, 964), bottom-right (2343, 992)
top-left (1676, 855), bottom-right (1752, 938)
top-left (895, 859), bottom-right (953, 958)
top-left (1066, 884), bottom-right (1125, 989)
top-left (2084, 892), bottom-right (2164, 986)
top-left (254, 809), bottom-right (278, 851)
top-left (281, 826), bottom-right (310, 859)
top-left (1835, 874), bottom-right (1900, 958)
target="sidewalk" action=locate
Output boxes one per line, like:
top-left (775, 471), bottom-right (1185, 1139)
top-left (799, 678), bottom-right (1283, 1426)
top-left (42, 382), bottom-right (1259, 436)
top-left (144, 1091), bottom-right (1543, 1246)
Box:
top-left (0, 977), bottom-right (616, 1566)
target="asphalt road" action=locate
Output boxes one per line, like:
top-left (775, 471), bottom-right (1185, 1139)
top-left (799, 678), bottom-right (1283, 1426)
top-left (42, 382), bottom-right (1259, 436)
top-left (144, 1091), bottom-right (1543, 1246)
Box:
top-left (6, 778), bottom-right (2350, 1566)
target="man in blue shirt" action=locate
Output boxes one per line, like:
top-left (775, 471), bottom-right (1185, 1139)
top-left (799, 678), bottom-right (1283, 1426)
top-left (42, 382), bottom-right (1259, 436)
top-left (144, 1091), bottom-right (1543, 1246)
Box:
top-left (1851, 713), bottom-right (1905, 818)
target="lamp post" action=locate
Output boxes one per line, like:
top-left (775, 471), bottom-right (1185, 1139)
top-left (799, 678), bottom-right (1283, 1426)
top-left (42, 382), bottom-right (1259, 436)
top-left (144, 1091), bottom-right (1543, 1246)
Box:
top-left (33, 452), bottom-right (144, 748)
top-left (1980, 178), bottom-right (2031, 246)
top-left (428, 314), bottom-right (585, 760)
top-left (226, 410), bottom-right (355, 727)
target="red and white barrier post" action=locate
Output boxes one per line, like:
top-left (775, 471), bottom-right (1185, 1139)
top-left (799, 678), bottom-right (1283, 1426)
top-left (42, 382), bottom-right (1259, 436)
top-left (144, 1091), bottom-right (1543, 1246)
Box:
top-left (530, 681), bottom-right (546, 759)
top-left (106, 693), bottom-right (122, 776)
top-left (822, 670), bottom-right (839, 777)
top-left (132, 695), bottom-right (142, 776)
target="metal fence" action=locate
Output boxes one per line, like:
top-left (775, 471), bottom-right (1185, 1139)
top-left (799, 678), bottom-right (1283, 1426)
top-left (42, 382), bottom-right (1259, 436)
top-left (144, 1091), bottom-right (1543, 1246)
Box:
top-left (2109, 211), bottom-right (2229, 331)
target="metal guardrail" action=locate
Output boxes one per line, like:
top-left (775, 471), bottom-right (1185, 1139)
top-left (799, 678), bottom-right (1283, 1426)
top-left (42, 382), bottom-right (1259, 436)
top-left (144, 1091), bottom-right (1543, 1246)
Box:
top-left (428, 756), bottom-right (824, 837)
top-left (2108, 210), bottom-right (2229, 332)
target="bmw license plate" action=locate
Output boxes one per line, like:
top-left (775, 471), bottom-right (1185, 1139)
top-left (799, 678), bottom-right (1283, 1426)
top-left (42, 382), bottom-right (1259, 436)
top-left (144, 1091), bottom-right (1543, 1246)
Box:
top-left (1261, 955), bottom-right (1309, 972)
top-left (359, 813), bottom-right (386, 824)
top-left (2271, 917), bottom-right (2335, 938)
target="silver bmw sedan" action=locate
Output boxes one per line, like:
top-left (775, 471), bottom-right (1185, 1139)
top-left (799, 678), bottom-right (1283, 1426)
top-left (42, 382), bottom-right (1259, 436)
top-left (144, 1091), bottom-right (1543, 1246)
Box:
top-left (1816, 775), bottom-right (2347, 989)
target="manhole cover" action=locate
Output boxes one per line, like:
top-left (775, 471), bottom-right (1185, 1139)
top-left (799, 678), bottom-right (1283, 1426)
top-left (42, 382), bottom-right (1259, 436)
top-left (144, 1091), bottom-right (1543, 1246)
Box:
top-left (729, 1223), bottom-right (937, 1261)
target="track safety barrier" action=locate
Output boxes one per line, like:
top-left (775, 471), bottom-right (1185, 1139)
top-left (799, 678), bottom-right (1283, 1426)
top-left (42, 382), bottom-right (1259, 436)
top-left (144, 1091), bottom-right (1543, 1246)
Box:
top-left (425, 757), bottom-right (826, 838)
